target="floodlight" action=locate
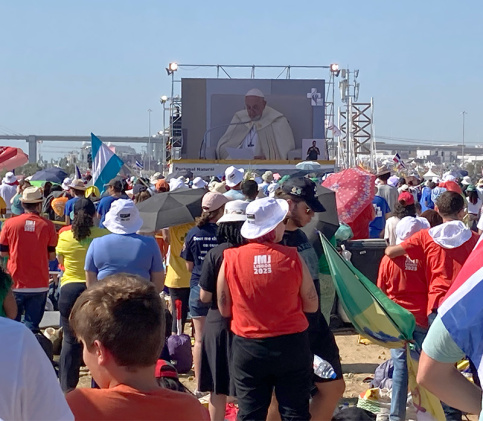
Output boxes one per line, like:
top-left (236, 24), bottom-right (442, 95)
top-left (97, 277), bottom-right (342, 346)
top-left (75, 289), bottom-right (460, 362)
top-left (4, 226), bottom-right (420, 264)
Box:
top-left (160, 95), bottom-right (168, 103)
top-left (169, 62), bottom-right (178, 72)
top-left (330, 63), bottom-right (340, 77)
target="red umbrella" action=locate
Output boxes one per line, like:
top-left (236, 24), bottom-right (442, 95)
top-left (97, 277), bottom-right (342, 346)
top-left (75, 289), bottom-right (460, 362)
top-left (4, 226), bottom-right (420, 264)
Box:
top-left (322, 168), bottom-right (376, 224)
top-left (0, 147), bottom-right (28, 171)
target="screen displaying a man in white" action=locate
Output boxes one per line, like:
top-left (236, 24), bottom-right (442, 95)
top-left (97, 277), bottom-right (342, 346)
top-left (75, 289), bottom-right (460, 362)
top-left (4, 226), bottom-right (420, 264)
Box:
top-left (216, 88), bottom-right (295, 160)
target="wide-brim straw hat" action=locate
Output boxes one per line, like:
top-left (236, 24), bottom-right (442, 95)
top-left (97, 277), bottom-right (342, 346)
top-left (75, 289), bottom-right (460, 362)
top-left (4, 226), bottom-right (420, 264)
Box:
top-left (20, 186), bottom-right (43, 203)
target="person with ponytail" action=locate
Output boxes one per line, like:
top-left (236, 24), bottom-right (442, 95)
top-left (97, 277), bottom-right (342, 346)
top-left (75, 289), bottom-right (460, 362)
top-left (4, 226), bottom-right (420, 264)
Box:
top-left (180, 192), bottom-right (228, 395)
top-left (56, 197), bottom-right (108, 392)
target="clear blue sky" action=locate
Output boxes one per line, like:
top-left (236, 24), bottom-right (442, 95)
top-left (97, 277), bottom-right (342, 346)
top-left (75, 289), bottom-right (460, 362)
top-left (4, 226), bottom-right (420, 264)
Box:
top-left (1, 0), bottom-right (482, 159)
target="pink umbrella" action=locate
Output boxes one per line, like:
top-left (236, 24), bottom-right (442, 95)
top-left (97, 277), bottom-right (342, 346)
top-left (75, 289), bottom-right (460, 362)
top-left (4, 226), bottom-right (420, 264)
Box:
top-left (0, 147), bottom-right (28, 171)
top-left (322, 168), bottom-right (376, 224)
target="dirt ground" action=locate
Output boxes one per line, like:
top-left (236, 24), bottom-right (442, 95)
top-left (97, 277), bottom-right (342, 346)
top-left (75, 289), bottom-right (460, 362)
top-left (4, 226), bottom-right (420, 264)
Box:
top-left (77, 329), bottom-right (388, 404)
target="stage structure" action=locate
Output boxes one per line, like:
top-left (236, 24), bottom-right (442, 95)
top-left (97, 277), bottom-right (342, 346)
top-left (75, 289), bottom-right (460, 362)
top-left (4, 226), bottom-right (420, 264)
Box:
top-left (163, 63), bottom-right (341, 167)
top-left (335, 68), bottom-right (375, 169)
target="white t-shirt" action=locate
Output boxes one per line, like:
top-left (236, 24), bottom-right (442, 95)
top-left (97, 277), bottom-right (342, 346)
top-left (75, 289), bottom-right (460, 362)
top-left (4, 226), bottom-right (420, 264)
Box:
top-left (0, 317), bottom-right (74, 421)
top-left (384, 216), bottom-right (400, 246)
top-left (467, 198), bottom-right (482, 215)
top-left (0, 184), bottom-right (17, 211)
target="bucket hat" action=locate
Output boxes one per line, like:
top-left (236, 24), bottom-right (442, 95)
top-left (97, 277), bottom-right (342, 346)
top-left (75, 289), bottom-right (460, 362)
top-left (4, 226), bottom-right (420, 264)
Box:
top-left (103, 199), bottom-right (143, 234)
top-left (3, 172), bottom-right (17, 185)
top-left (225, 166), bottom-right (244, 188)
top-left (241, 197), bottom-right (289, 239)
top-left (192, 177), bottom-right (208, 190)
top-left (62, 177), bottom-right (72, 191)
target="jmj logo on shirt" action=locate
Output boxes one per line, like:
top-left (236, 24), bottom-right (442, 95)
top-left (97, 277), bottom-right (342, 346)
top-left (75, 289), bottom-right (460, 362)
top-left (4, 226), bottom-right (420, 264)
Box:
top-left (24, 220), bottom-right (36, 232)
top-left (253, 254), bottom-right (272, 274)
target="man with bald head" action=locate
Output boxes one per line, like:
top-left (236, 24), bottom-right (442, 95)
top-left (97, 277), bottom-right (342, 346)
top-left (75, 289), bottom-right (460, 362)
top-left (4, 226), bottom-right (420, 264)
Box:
top-left (216, 88), bottom-right (295, 160)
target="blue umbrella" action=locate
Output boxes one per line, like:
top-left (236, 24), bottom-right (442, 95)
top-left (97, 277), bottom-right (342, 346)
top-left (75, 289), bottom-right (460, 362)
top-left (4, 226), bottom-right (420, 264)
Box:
top-left (31, 167), bottom-right (68, 184)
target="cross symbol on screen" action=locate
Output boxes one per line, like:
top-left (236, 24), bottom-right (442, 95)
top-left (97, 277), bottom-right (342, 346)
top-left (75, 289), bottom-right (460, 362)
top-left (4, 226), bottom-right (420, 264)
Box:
top-left (307, 88), bottom-right (323, 106)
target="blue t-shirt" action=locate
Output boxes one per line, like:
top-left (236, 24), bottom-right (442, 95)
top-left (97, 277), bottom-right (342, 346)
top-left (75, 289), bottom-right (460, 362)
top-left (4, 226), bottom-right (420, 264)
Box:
top-left (180, 223), bottom-right (219, 287)
top-left (64, 197), bottom-right (80, 217)
top-left (420, 186), bottom-right (434, 212)
top-left (224, 189), bottom-right (245, 201)
top-left (85, 233), bottom-right (163, 281)
top-left (369, 195), bottom-right (391, 236)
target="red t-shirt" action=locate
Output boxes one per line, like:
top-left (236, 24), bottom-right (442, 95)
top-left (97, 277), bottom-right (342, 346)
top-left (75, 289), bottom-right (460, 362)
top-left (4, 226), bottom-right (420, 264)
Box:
top-left (347, 203), bottom-right (374, 240)
top-left (66, 384), bottom-right (209, 420)
top-left (377, 255), bottom-right (428, 327)
top-left (0, 213), bottom-right (57, 289)
top-left (223, 242), bottom-right (309, 338)
top-left (401, 229), bottom-right (479, 315)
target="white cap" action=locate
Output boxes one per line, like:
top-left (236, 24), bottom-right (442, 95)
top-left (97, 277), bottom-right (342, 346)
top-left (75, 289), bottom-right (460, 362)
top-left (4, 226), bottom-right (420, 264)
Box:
top-left (395, 216), bottom-right (430, 245)
top-left (225, 166), bottom-right (244, 188)
top-left (217, 200), bottom-right (248, 224)
top-left (62, 177), bottom-right (72, 191)
top-left (461, 176), bottom-right (472, 186)
top-left (192, 177), bottom-right (208, 190)
top-left (103, 199), bottom-right (143, 235)
top-left (245, 88), bottom-right (264, 98)
top-left (241, 197), bottom-right (289, 240)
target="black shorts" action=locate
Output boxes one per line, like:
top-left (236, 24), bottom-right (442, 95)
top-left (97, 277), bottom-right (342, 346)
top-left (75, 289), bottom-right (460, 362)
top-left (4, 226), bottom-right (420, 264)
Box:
top-left (305, 310), bottom-right (343, 383)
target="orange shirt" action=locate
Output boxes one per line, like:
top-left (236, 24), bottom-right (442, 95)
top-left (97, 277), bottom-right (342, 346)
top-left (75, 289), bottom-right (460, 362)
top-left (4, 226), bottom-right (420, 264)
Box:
top-left (66, 384), bottom-right (209, 421)
top-left (401, 229), bottom-right (479, 314)
top-left (0, 213), bottom-right (57, 289)
top-left (377, 255), bottom-right (428, 327)
top-left (224, 242), bottom-right (308, 338)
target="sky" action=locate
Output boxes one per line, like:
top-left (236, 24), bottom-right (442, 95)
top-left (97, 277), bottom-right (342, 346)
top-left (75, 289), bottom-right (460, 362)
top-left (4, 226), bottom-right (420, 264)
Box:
top-left (1, 0), bottom-right (482, 160)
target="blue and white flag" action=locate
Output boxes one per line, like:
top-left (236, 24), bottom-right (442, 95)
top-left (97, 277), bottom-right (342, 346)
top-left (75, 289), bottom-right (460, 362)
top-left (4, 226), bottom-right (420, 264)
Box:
top-left (75, 165), bottom-right (82, 180)
top-left (135, 160), bottom-right (143, 170)
top-left (91, 133), bottom-right (124, 193)
top-left (393, 153), bottom-right (406, 169)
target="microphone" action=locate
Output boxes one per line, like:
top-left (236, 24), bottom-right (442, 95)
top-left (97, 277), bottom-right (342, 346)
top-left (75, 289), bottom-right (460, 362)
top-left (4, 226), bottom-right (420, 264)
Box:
top-left (199, 120), bottom-right (252, 159)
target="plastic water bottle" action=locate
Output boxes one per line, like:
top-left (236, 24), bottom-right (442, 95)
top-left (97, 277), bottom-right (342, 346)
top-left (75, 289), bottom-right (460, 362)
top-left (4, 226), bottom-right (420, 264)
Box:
top-left (313, 354), bottom-right (337, 379)
top-left (341, 244), bottom-right (352, 262)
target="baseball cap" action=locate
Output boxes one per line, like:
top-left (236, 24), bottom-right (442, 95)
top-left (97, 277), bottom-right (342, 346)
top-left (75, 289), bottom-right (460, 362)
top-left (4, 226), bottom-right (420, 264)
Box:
top-left (73, 197), bottom-right (96, 217)
top-left (241, 197), bottom-right (289, 239)
top-left (202, 192), bottom-right (229, 212)
top-left (398, 191), bottom-right (414, 206)
top-left (155, 359), bottom-right (178, 379)
top-left (217, 200), bottom-right (248, 224)
top-left (105, 178), bottom-right (123, 191)
top-left (281, 177), bottom-right (325, 212)
top-left (225, 166), bottom-right (244, 188)
top-left (395, 216), bottom-right (430, 244)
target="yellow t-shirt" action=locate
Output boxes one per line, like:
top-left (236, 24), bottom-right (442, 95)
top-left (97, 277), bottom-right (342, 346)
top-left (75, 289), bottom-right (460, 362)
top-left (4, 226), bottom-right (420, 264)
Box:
top-left (165, 222), bottom-right (195, 289)
top-left (56, 227), bottom-right (109, 285)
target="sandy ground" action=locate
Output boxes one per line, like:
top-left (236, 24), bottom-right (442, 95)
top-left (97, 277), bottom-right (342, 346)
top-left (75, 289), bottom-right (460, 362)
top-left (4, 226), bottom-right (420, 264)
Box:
top-left (77, 329), bottom-right (388, 404)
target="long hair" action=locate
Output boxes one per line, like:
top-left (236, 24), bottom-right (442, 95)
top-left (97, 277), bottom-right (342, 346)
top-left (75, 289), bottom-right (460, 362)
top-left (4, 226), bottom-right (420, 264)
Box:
top-left (393, 202), bottom-right (416, 219)
top-left (467, 190), bottom-right (478, 205)
top-left (196, 207), bottom-right (223, 228)
top-left (216, 221), bottom-right (246, 246)
top-left (72, 210), bottom-right (94, 242)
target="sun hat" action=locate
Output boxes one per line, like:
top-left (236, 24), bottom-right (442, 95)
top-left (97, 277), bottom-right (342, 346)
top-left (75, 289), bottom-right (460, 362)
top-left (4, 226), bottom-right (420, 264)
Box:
top-left (169, 178), bottom-right (187, 192)
top-left (68, 179), bottom-right (86, 191)
top-left (217, 200), bottom-right (248, 224)
top-left (262, 171), bottom-right (274, 183)
top-left (395, 216), bottom-right (430, 245)
top-left (103, 199), bottom-right (143, 235)
top-left (201, 192), bottom-right (229, 213)
top-left (241, 197), bottom-right (289, 239)
top-left (398, 191), bottom-right (414, 206)
top-left (192, 177), bottom-right (208, 190)
top-left (461, 176), bottom-right (472, 186)
top-left (3, 171), bottom-right (17, 185)
top-left (376, 165), bottom-right (391, 178)
top-left (209, 181), bottom-right (227, 194)
top-left (20, 186), bottom-right (44, 203)
top-left (62, 177), bottom-right (72, 191)
top-left (281, 177), bottom-right (325, 212)
top-left (225, 166), bottom-right (244, 188)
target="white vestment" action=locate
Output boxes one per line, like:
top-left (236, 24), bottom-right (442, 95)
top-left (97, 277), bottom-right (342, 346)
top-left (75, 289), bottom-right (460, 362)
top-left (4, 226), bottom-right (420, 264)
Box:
top-left (216, 106), bottom-right (295, 160)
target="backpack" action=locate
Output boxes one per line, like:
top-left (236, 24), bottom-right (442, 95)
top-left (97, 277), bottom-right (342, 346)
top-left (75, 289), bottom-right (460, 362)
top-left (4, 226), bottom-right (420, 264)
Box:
top-left (166, 299), bottom-right (193, 374)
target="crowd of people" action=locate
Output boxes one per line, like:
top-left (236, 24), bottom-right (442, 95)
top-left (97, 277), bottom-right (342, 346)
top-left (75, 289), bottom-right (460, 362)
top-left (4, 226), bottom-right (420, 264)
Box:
top-left (1, 162), bottom-right (483, 420)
